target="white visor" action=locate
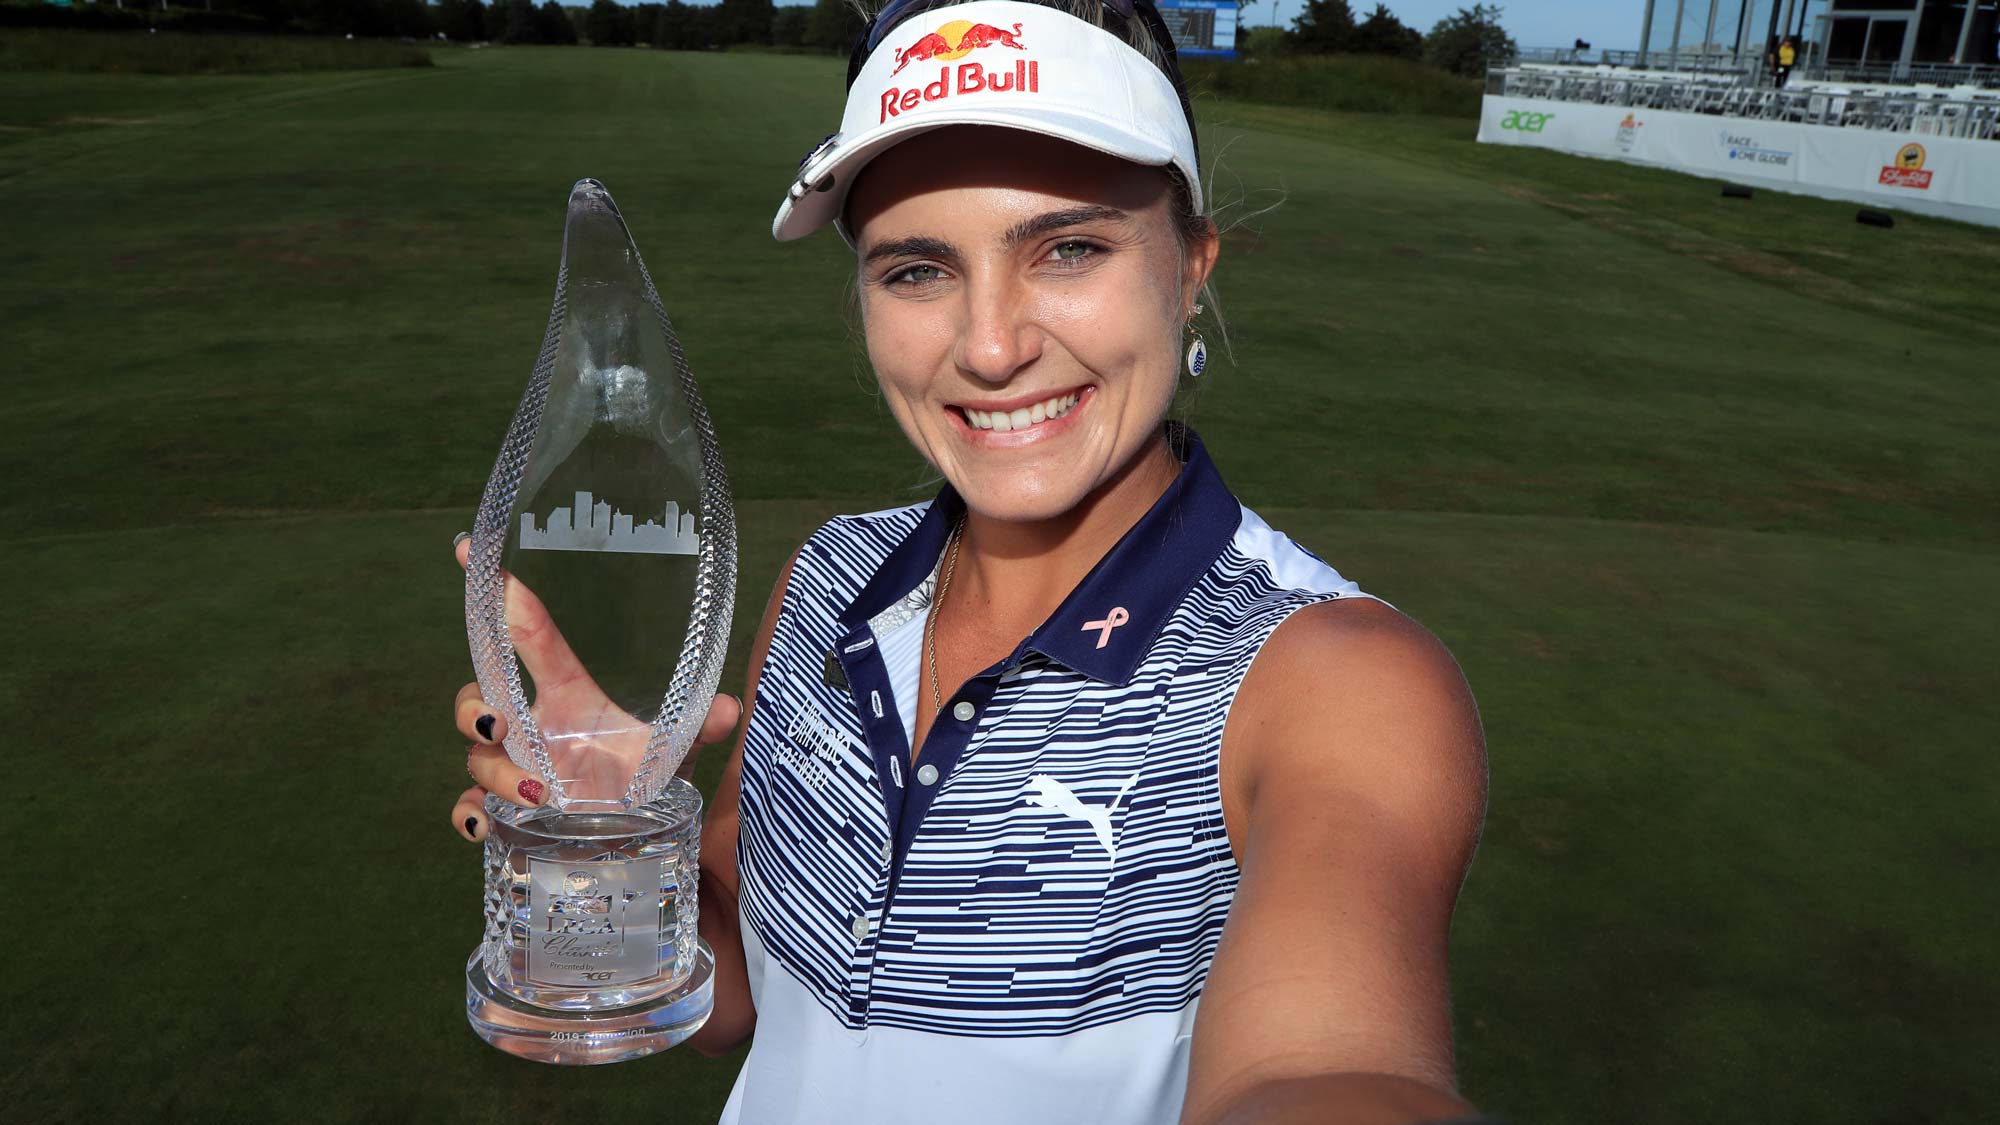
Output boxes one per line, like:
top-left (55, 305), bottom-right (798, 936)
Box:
top-left (772, 0), bottom-right (1200, 246)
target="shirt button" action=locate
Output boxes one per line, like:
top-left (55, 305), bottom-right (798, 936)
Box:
top-left (850, 913), bottom-right (869, 943)
top-left (916, 763), bottom-right (940, 786)
top-left (952, 700), bottom-right (976, 722)
top-left (880, 840), bottom-right (894, 863)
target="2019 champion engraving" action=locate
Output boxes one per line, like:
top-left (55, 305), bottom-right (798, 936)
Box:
top-left (462, 179), bottom-right (736, 1065)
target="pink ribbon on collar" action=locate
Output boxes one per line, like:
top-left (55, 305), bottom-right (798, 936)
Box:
top-left (1082, 607), bottom-right (1131, 650)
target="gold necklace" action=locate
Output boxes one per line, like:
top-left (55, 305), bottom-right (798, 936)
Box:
top-left (926, 517), bottom-right (964, 717)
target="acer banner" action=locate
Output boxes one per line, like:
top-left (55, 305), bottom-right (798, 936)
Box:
top-left (1477, 96), bottom-right (2000, 229)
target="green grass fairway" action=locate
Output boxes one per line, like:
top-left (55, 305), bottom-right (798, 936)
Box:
top-left (0, 28), bottom-right (433, 75)
top-left (4, 46), bottom-right (1996, 1123)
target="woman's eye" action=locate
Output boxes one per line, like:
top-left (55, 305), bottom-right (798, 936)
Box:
top-left (889, 263), bottom-right (944, 286)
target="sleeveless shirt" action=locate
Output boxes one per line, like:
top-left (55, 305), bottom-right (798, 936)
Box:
top-left (720, 427), bottom-right (1377, 1124)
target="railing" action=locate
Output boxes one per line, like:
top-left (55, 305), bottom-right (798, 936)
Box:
top-left (1509, 46), bottom-right (2000, 91)
top-left (1488, 66), bottom-right (2000, 142)
top-left (1511, 46), bottom-right (1758, 75)
top-left (1802, 60), bottom-right (2000, 89)
top-left (1513, 46), bottom-right (1592, 65)
top-left (1605, 47), bottom-right (1759, 75)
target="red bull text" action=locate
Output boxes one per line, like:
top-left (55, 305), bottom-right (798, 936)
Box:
top-left (880, 59), bottom-right (1041, 122)
top-left (881, 22), bottom-right (1037, 122)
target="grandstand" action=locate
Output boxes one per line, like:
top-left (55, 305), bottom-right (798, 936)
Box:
top-left (1611, 1), bottom-right (2000, 83)
top-left (1479, 2), bottom-right (2000, 227)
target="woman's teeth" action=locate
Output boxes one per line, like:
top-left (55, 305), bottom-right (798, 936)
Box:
top-left (963, 392), bottom-right (1081, 433)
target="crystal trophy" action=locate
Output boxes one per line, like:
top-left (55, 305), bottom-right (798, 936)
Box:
top-left (462, 179), bottom-right (735, 1065)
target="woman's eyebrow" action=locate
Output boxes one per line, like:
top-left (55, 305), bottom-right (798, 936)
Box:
top-left (1003, 205), bottom-right (1130, 247)
top-left (862, 206), bottom-right (1131, 266)
top-left (863, 235), bottom-right (957, 266)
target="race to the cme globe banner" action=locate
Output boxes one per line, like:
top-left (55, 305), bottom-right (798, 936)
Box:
top-left (1157, 0), bottom-right (1239, 57)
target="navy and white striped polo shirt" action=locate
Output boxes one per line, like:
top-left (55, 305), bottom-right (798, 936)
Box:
top-left (721, 427), bottom-right (1376, 1124)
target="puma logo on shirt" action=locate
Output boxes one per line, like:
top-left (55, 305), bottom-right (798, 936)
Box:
top-left (1024, 773), bottom-right (1139, 861)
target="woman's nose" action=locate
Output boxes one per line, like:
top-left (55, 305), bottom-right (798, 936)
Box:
top-left (952, 278), bottom-right (1042, 386)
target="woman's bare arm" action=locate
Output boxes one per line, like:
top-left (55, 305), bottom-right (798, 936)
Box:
top-left (1182, 597), bottom-right (1488, 1125)
top-left (686, 548), bottom-right (801, 1056)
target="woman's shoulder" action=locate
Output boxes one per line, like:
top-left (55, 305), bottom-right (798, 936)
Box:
top-left (1217, 504), bottom-right (1448, 684)
top-left (1212, 503), bottom-right (1380, 609)
top-left (805, 499), bottom-right (932, 551)
top-left (775, 498), bottom-right (937, 611)
top-left (1221, 544), bottom-right (1483, 853)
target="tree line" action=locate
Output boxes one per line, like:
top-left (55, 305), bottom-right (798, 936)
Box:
top-left (15, 0), bottom-right (1511, 76)
top-left (1270, 2), bottom-right (1514, 78)
top-left (4, 0), bottom-right (868, 50)
top-left (567, 0), bottom-right (864, 50)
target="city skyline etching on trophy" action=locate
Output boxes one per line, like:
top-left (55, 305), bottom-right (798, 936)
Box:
top-left (518, 490), bottom-right (700, 555)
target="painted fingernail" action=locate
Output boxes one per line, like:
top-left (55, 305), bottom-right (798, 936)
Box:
top-left (517, 778), bottom-right (545, 805)
top-left (475, 714), bottom-right (496, 741)
top-left (464, 816), bottom-right (480, 840)
top-left (453, 531), bottom-right (471, 547)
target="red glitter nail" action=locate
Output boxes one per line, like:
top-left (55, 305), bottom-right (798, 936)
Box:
top-left (517, 778), bottom-right (544, 805)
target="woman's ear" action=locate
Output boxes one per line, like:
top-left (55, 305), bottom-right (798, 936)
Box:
top-left (1184, 217), bottom-right (1220, 309)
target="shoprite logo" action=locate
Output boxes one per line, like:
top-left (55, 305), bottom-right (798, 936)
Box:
top-left (1879, 142), bottom-right (1933, 190)
top-left (1501, 109), bottom-right (1555, 133)
top-left (880, 20), bottom-right (1038, 123)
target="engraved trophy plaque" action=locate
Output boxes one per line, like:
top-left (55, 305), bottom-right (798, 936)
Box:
top-left (463, 179), bottom-right (735, 1064)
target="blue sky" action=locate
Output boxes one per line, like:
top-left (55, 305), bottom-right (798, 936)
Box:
top-left (1234, 2), bottom-right (1649, 49)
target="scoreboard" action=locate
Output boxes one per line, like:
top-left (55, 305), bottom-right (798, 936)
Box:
top-left (1155, 0), bottom-right (1238, 58)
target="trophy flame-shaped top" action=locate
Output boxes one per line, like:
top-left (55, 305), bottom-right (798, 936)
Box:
top-left (465, 179), bottom-right (736, 810)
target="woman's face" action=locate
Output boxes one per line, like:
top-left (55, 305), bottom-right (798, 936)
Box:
top-left (846, 126), bottom-right (1217, 524)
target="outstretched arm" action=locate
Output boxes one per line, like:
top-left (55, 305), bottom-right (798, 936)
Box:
top-left (1183, 597), bottom-right (1488, 1125)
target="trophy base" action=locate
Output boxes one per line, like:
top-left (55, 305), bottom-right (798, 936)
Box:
top-left (465, 939), bottom-right (715, 1065)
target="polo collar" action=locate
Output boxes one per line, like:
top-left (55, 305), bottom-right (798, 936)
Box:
top-left (837, 423), bottom-right (1242, 686)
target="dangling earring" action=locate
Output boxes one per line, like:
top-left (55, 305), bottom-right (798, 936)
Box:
top-left (1184, 303), bottom-right (1207, 379)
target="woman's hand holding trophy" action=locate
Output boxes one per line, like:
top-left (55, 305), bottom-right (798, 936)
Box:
top-left (447, 533), bottom-right (742, 842)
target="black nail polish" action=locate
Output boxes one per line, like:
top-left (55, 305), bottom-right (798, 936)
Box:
top-left (476, 714), bottom-right (495, 741)
top-left (465, 816), bottom-right (480, 839)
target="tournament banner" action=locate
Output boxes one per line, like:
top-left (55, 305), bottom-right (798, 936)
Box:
top-left (1794, 127), bottom-right (2000, 213)
top-left (1702, 122), bottom-right (1805, 185)
top-left (1477, 96), bottom-right (2000, 229)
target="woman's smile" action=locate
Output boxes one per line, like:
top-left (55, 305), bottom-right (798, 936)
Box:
top-left (950, 385), bottom-right (1093, 445)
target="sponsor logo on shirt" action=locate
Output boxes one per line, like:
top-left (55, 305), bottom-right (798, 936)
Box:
top-left (781, 701), bottom-right (855, 793)
top-left (1024, 773), bottom-right (1139, 862)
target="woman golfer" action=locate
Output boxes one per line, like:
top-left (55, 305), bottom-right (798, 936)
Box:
top-left (451, 1), bottom-right (1488, 1120)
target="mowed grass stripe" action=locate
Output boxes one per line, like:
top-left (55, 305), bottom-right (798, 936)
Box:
top-left (1185, 109), bottom-right (1998, 550)
top-left (1, 45), bottom-right (1994, 1123)
top-left (6, 502), bottom-right (1993, 1122)
top-left (4, 47), bottom-right (1996, 548)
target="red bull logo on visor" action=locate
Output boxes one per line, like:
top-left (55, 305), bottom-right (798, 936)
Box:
top-left (881, 20), bottom-right (1038, 122)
